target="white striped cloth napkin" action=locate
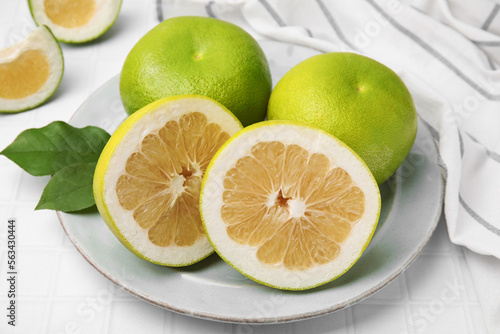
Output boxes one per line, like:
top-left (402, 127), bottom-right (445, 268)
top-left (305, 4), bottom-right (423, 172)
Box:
top-left (159, 0), bottom-right (500, 260)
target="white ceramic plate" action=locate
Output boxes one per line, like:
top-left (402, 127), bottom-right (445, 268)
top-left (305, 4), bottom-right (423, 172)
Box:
top-left (59, 74), bottom-right (443, 324)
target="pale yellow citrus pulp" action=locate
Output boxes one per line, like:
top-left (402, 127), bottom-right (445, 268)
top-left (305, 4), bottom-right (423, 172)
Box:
top-left (0, 50), bottom-right (50, 100)
top-left (0, 25), bottom-right (63, 113)
top-left (44, 0), bottom-right (96, 28)
top-left (94, 95), bottom-right (243, 266)
top-left (116, 112), bottom-right (230, 248)
top-left (222, 141), bottom-right (365, 270)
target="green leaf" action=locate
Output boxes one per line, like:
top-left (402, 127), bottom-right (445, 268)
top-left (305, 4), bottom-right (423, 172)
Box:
top-left (0, 121), bottom-right (110, 176)
top-left (36, 162), bottom-right (98, 212)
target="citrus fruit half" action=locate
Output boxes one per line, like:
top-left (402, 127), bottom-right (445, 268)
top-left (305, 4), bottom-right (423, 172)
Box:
top-left (120, 16), bottom-right (272, 126)
top-left (0, 25), bottom-right (63, 113)
top-left (94, 95), bottom-right (243, 266)
top-left (200, 121), bottom-right (381, 290)
top-left (267, 52), bottom-right (417, 184)
top-left (28, 0), bottom-right (122, 43)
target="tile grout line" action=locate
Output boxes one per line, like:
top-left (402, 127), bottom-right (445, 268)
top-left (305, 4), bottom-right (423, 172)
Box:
top-left (40, 250), bottom-right (63, 334)
top-left (400, 272), bottom-right (416, 334)
top-left (1, 0), bottom-right (21, 48)
top-left (2, 294), bottom-right (478, 306)
top-left (159, 307), bottom-right (167, 334)
top-left (100, 281), bottom-right (115, 334)
top-left (224, 322), bottom-right (234, 334)
top-left (345, 305), bottom-right (355, 334)
top-left (454, 246), bottom-right (476, 334)
top-left (168, 310), bottom-right (177, 334)
top-left (86, 49), bottom-right (100, 101)
top-left (8, 169), bottom-right (26, 206)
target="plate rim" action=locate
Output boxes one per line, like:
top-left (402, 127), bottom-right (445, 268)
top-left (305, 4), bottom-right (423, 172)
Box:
top-left (58, 74), bottom-right (445, 324)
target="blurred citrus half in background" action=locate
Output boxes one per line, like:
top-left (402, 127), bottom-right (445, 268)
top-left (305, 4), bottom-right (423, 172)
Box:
top-left (0, 25), bottom-right (63, 113)
top-left (28, 0), bottom-right (122, 43)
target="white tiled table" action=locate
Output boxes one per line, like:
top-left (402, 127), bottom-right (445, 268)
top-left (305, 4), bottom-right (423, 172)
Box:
top-left (0, 1), bottom-right (493, 333)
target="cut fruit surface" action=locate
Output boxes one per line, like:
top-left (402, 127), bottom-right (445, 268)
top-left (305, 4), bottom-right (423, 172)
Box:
top-left (94, 95), bottom-right (243, 266)
top-left (29, 0), bottom-right (122, 43)
top-left (0, 25), bottom-right (63, 113)
top-left (201, 121), bottom-right (381, 290)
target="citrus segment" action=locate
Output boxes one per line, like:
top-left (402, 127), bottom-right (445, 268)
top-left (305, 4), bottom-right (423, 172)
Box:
top-left (201, 121), bottom-right (380, 290)
top-left (44, 0), bottom-right (96, 28)
top-left (29, 0), bottom-right (122, 43)
top-left (222, 141), bottom-right (365, 270)
top-left (0, 50), bottom-right (49, 100)
top-left (94, 95), bottom-right (243, 266)
top-left (115, 112), bottom-right (229, 248)
top-left (0, 26), bottom-right (63, 113)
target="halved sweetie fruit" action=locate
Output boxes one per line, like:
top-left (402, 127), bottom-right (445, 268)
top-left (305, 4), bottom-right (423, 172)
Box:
top-left (93, 95), bottom-right (243, 266)
top-left (28, 0), bottom-right (122, 43)
top-left (0, 25), bottom-right (63, 113)
top-left (200, 121), bottom-right (381, 290)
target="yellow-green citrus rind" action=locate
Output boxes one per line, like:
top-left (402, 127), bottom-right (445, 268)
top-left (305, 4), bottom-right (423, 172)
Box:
top-left (120, 16), bottom-right (272, 127)
top-left (267, 52), bottom-right (417, 184)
